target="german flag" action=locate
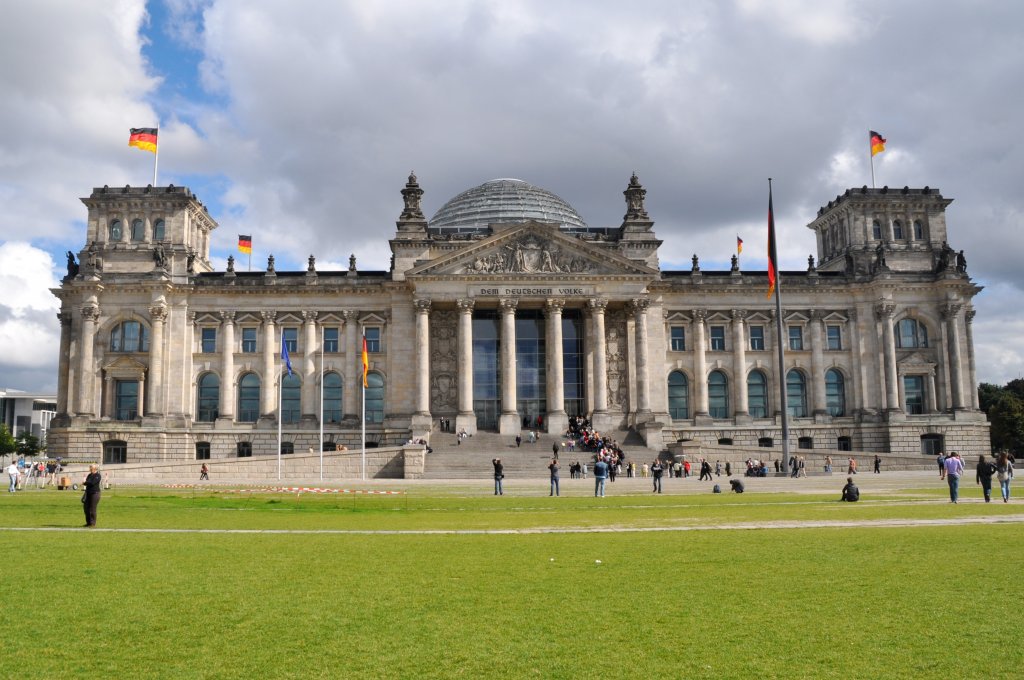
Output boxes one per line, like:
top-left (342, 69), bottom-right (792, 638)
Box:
top-left (128, 127), bottom-right (158, 153)
top-left (870, 130), bottom-right (886, 157)
top-left (766, 187), bottom-right (777, 299)
top-left (238, 235), bottom-right (252, 254)
top-left (737, 235), bottom-right (743, 254)
top-left (361, 335), bottom-right (370, 388)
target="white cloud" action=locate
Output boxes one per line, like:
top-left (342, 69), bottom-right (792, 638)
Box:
top-left (0, 242), bottom-right (61, 379)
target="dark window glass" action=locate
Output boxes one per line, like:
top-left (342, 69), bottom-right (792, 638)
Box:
top-left (515, 313), bottom-right (546, 420)
top-left (365, 327), bottom-right (381, 353)
top-left (787, 370), bottom-right (807, 417)
top-left (238, 374), bottom-right (260, 422)
top-left (237, 441), bottom-right (252, 457)
top-left (710, 326), bottom-right (726, 351)
top-left (103, 440), bottom-right (127, 464)
top-left (668, 371), bottom-right (688, 419)
top-left (365, 372), bottom-right (384, 423)
top-left (872, 220), bottom-right (882, 240)
top-left (904, 375), bottom-right (925, 414)
top-left (110, 321), bottom-right (149, 353)
top-left (283, 327), bottom-right (298, 353)
top-left (280, 442), bottom-right (294, 455)
top-left (131, 219), bottom-right (145, 241)
top-left (826, 325), bottom-right (842, 350)
top-left (749, 326), bottom-right (765, 351)
top-left (708, 370), bottom-right (729, 419)
top-left (562, 313), bottom-right (585, 417)
top-left (153, 219), bottom-right (165, 241)
top-left (758, 437), bottom-right (773, 448)
top-left (747, 370), bottom-right (768, 418)
top-left (892, 220), bottom-right (904, 240)
top-left (322, 372), bottom-right (343, 423)
top-left (798, 436), bottom-right (814, 449)
top-left (323, 328), bottom-right (339, 353)
top-left (837, 436), bottom-right (852, 451)
top-left (920, 434), bottom-right (943, 456)
top-left (281, 373), bottom-right (301, 423)
top-left (896, 319), bottom-right (928, 349)
top-left (197, 373), bottom-right (219, 422)
top-left (195, 442), bottom-right (211, 460)
top-left (109, 219), bottom-right (123, 241)
top-left (201, 328), bottom-right (216, 353)
top-left (670, 326), bottom-right (686, 351)
top-left (242, 328), bottom-right (257, 353)
top-left (788, 326), bottom-right (803, 351)
top-left (913, 220), bottom-right (923, 240)
top-left (472, 314), bottom-right (500, 430)
top-left (825, 369), bottom-right (845, 417)
top-left (114, 380), bottom-right (138, 420)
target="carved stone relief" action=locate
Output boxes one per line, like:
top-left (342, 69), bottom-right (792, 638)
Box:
top-left (605, 309), bottom-right (629, 411)
top-left (429, 310), bottom-right (458, 412)
top-left (455, 234), bottom-right (598, 274)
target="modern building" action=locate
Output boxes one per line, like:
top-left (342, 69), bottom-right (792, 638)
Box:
top-left (47, 175), bottom-right (988, 464)
top-left (0, 388), bottom-right (57, 446)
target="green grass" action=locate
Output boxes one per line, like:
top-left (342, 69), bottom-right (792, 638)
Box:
top-left (1, 487), bottom-right (1021, 679)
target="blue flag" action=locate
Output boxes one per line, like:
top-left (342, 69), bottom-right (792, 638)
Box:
top-left (281, 333), bottom-right (293, 376)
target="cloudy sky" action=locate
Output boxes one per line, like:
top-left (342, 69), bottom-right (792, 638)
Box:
top-left (1, 0), bottom-right (1023, 393)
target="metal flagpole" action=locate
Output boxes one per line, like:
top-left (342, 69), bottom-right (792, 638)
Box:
top-left (361, 332), bottom-right (366, 481)
top-left (869, 131), bottom-right (876, 189)
top-left (769, 179), bottom-right (791, 475)
top-left (277, 371), bottom-right (282, 482)
top-left (319, 325), bottom-right (324, 481)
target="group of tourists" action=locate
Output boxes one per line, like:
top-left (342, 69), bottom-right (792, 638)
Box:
top-left (5, 457), bottom-right (65, 491)
top-left (938, 450), bottom-right (1014, 503)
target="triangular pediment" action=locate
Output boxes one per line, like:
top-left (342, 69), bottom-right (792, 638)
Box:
top-left (898, 351), bottom-right (935, 369)
top-left (407, 222), bottom-right (657, 277)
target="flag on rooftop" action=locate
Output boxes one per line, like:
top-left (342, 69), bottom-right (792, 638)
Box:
top-left (737, 235), bottom-right (743, 254)
top-left (238, 235), bottom-right (252, 254)
top-left (870, 130), bottom-right (886, 157)
top-left (766, 187), bottom-right (778, 299)
top-left (128, 127), bottom-right (158, 153)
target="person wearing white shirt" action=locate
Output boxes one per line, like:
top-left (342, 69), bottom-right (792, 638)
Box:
top-left (6, 461), bottom-right (20, 493)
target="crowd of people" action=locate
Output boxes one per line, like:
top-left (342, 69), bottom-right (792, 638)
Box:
top-left (5, 457), bottom-right (66, 491)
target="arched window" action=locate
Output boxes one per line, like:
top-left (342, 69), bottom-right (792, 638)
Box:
top-left (872, 220), bottom-right (882, 240)
top-left (667, 371), bottom-right (689, 420)
top-left (238, 374), bottom-right (260, 423)
top-left (103, 439), bottom-right (127, 464)
top-left (787, 369), bottom-right (807, 417)
top-left (196, 373), bottom-right (220, 422)
top-left (892, 220), bottom-right (904, 240)
top-left (322, 372), bottom-right (343, 423)
top-left (747, 370), bottom-right (768, 418)
top-left (153, 219), bottom-right (165, 241)
top-left (131, 218), bottom-right (145, 241)
top-left (913, 220), bottom-right (924, 240)
top-left (895, 319), bottom-right (929, 348)
top-left (109, 219), bottom-right (123, 241)
top-left (708, 370), bottom-right (729, 419)
top-left (109, 320), bottom-right (149, 352)
top-left (281, 373), bottom-right (301, 424)
top-left (365, 372), bottom-right (385, 423)
top-left (825, 369), bottom-right (845, 417)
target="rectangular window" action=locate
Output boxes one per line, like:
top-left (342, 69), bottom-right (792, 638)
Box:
top-left (195, 442), bottom-right (211, 460)
top-left (789, 326), bottom-right (804, 351)
top-left (323, 328), bottom-right (339, 353)
top-left (670, 326), bottom-right (685, 351)
top-left (241, 328), bottom-right (257, 353)
top-left (826, 325), bottom-right (842, 350)
top-left (283, 327), bottom-right (298, 353)
top-left (114, 380), bottom-right (139, 421)
top-left (709, 326), bottom-right (726, 351)
top-left (201, 328), bottom-right (216, 353)
top-left (904, 375), bottom-right (925, 415)
top-left (365, 327), bottom-right (381, 353)
top-left (749, 326), bottom-right (765, 351)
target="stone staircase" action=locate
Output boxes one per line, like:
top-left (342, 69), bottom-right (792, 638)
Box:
top-left (421, 428), bottom-right (643, 479)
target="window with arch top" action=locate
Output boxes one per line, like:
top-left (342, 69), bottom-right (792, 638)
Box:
top-left (747, 370), bottom-right (768, 418)
top-left (238, 373), bottom-right (260, 423)
top-left (708, 370), bottom-right (729, 419)
top-left (895, 319), bottom-right (928, 349)
top-left (131, 219), bottom-right (145, 241)
top-left (322, 372), bottom-right (343, 423)
top-left (281, 373), bottom-right (301, 423)
top-left (153, 218), bottom-right (165, 241)
top-left (825, 368), bottom-right (845, 417)
top-left (365, 372), bottom-right (385, 423)
top-left (668, 371), bottom-right (689, 420)
top-left (196, 373), bottom-right (220, 422)
top-left (786, 369), bottom-right (807, 418)
top-left (109, 219), bottom-right (123, 241)
top-left (110, 320), bottom-right (149, 352)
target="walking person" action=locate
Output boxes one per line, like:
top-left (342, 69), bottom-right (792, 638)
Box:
top-left (593, 456), bottom-right (608, 497)
top-left (650, 459), bottom-right (664, 493)
top-left (937, 452), bottom-right (947, 479)
top-left (82, 464), bottom-right (102, 527)
top-left (944, 452), bottom-right (965, 503)
top-left (996, 452), bottom-right (1014, 503)
top-left (6, 459), bottom-right (19, 493)
top-left (873, 455), bottom-right (882, 474)
top-left (552, 442), bottom-right (560, 460)
top-left (976, 455), bottom-right (996, 503)
top-left (492, 458), bottom-right (504, 496)
top-left (824, 455), bottom-right (833, 474)
top-left (199, 463), bottom-right (209, 481)
top-left (548, 458), bottom-right (560, 497)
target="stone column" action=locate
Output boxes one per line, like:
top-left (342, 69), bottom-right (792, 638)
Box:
top-left (456, 298), bottom-right (476, 434)
top-left (693, 309), bottom-right (709, 418)
top-left (731, 309), bottom-right (748, 418)
top-left (56, 312), bottom-right (72, 416)
top-left (808, 310), bottom-right (828, 418)
top-left (78, 303), bottom-right (100, 417)
top-left (413, 299), bottom-right (431, 416)
top-left (545, 298), bottom-right (568, 434)
top-left (927, 369), bottom-right (938, 413)
top-left (588, 298), bottom-right (608, 415)
top-left (944, 303), bottom-right (965, 410)
top-left (261, 310), bottom-right (277, 418)
top-left (630, 298), bottom-right (651, 418)
top-left (302, 310), bottom-right (318, 421)
top-left (219, 311), bottom-right (235, 421)
top-left (343, 310), bottom-right (359, 420)
top-left (965, 309), bottom-right (979, 409)
top-left (498, 298), bottom-right (519, 434)
top-left (875, 303), bottom-right (900, 415)
top-left (148, 302), bottom-right (167, 416)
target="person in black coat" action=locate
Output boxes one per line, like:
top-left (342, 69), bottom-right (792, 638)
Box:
top-left (840, 477), bottom-right (859, 502)
top-left (976, 455), bottom-right (996, 503)
top-left (492, 458), bottom-right (504, 496)
top-left (83, 464), bottom-right (102, 527)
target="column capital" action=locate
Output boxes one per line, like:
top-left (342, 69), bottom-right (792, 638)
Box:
top-left (414, 298), bottom-right (432, 313)
top-left (586, 298), bottom-right (608, 315)
top-left (220, 310), bottom-right (236, 325)
top-left (544, 298), bottom-right (565, 316)
top-left (81, 304), bottom-right (100, 322)
top-left (187, 311), bottom-right (197, 325)
top-left (261, 310), bottom-right (278, 324)
top-left (499, 298), bottom-right (518, 314)
top-left (941, 302), bottom-right (963, 319)
top-left (456, 298), bottom-right (475, 313)
top-left (730, 309), bottom-right (747, 322)
top-left (342, 309), bottom-right (359, 323)
top-left (629, 297), bottom-right (650, 316)
top-left (965, 309), bottom-right (976, 324)
top-left (149, 304), bottom-right (168, 322)
top-left (874, 302), bottom-right (896, 320)
top-left (692, 308), bottom-right (708, 322)
top-left (302, 310), bottom-right (319, 323)
top-left (58, 311), bottom-right (73, 326)
top-left (808, 308), bottom-right (823, 321)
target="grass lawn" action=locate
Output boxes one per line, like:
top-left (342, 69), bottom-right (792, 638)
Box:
top-left (1, 487), bottom-right (1020, 679)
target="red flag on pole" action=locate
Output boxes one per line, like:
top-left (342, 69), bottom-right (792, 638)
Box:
top-left (766, 186), bottom-right (778, 299)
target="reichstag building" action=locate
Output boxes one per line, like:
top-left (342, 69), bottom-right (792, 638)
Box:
top-left (48, 174), bottom-right (989, 463)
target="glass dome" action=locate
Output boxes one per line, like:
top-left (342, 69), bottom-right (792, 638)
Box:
top-left (428, 178), bottom-right (587, 232)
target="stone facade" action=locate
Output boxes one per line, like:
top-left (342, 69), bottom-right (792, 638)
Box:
top-left (48, 177), bottom-right (989, 464)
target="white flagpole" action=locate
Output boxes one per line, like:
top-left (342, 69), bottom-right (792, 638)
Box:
top-left (153, 125), bottom-right (160, 186)
top-left (277, 329), bottom-right (283, 481)
top-left (319, 325), bottom-right (324, 481)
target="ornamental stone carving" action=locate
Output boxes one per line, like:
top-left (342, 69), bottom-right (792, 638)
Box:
top-left (261, 310), bottom-right (277, 324)
top-left (623, 173), bottom-right (649, 220)
top-left (149, 305), bottom-right (168, 322)
top-left (586, 298), bottom-right (608, 315)
top-left (414, 298), bottom-right (432, 313)
top-left (544, 298), bottom-right (565, 316)
top-left (941, 303), bottom-right (963, 319)
top-left (456, 298), bottom-right (475, 313)
top-left (220, 311), bottom-right (236, 324)
top-left (499, 298), bottom-right (518, 314)
top-left (429, 310), bottom-right (458, 412)
top-left (81, 305), bottom-right (100, 322)
top-left (874, 303), bottom-right (896, 320)
top-left (400, 172), bottom-right (425, 220)
top-left (302, 310), bottom-right (318, 323)
top-left (605, 311), bottom-right (628, 410)
top-left (629, 298), bottom-right (649, 317)
top-left (459, 235), bottom-right (593, 274)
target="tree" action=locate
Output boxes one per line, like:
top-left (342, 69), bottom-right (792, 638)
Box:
top-left (979, 382), bottom-right (1024, 455)
top-left (15, 432), bottom-right (40, 457)
top-left (0, 424), bottom-right (15, 461)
